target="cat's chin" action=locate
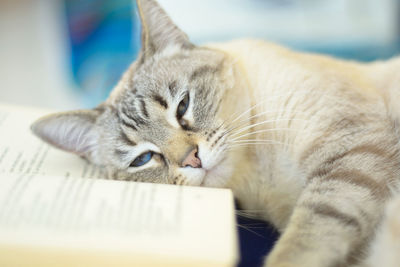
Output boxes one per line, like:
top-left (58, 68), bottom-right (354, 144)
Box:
top-left (201, 159), bottom-right (233, 188)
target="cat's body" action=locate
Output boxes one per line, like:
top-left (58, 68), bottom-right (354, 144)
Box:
top-left (210, 39), bottom-right (400, 228)
top-left (31, 1), bottom-right (400, 266)
top-left (211, 40), bottom-right (400, 266)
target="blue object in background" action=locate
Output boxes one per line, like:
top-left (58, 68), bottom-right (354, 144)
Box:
top-left (64, 0), bottom-right (141, 107)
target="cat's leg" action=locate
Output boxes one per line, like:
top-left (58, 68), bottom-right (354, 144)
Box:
top-left (265, 182), bottom-right (386, 267)
top-left (265, 133), bottom-right (400, 267)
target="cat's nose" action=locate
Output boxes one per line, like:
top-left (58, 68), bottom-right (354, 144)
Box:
top-left (181, 147), bottom-right (202, 168)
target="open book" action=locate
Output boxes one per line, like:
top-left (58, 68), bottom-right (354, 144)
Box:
top-left (0, 103), bottom-right (238, 267)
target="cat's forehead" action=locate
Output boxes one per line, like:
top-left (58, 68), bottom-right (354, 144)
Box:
top-left (131, 47), bottom-right (225, 96)
top-left (108, 47), bottom-right (226, 140)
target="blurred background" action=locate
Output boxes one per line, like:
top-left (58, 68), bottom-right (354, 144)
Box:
top-left (0, 0), bottom-right (399, 110)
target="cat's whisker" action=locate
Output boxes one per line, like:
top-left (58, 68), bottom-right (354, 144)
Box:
top-left (229, 139), bottom-right (288, 145)
top-left (225, 110), bottom-right (309, 136)
top-left (236, 224), bottom-right (265, 238)
top-left (236, 209), bottom-right (266, 212)
top-left (228, 118), bottom-right (309, 138)
top-left (217, 120), bottom-right (226, 129)
top-left (226, 138), bottom-right (296, 150)
top-left (225, 144), bottom-right (289, 153)
top-left (225, 89), bottom-right (346, 124)
top-left (239, 225), bottom-right (268, 229)
top-left (233, 109), bottom-right (310, 128)
top-left (236, 211), bottom-right (263, 219)
top-left (229, 128), bottom-right (303, 142)
top-left (224, 90), bottom-right (363, 133)
top-left (226, 90), bottom-right (314, 125)
top-left (225, 117), bottom-right (300, 136)
top-left (226, 141), bottom-right (293, 150)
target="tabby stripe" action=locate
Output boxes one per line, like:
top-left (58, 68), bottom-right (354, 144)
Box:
top-left (119, 129), bottom-right (136, 146)
top-left (140, 99), bottom-right (149, 118)
top-left (121, 107), bottom-right (135, 121)
top-left (346, 239), bottom-right (370, 266)
top-left (118, 112), bottom-right (138, 131)
top-left (304, 202), bottom-right (362, 232)
top-left (134, 115), bottom-right (147, 126)
top-left (299, 129), bottom-right (336, 163)
top-left (309, 144), bottom-right (391, 178)
top-left (152, 94), bottom-right (168, 109)
top-left (189, 63), bottom-right (222, 82)
top-left (115, 148), bottom-right (130, 157)
top-left (213, 99), bottom-right (222, 116)
top-left (300, 117), bottom-right (361, 163)
top-left (209, 93), bottom-right (222, 117)
top-left (122, 119), bottom-right (138, 131)
top-left (116, 111), bottom-right (137, 131)
top-left (314, 169), bottom-right (390, 200)
top-left (122, 107), bottom-right (147, 126)
top-left (325, 144), bottom-right (388, 165)
top-left (168, 80), bottom-right (177, 96)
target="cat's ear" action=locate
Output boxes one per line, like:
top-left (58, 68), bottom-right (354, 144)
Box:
top-left (31, 109), bottom-right (101, 156)
top-left (137, 0), bottom-right (193, 59)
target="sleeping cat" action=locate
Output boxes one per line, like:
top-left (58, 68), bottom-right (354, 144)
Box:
top-left (31, 0), bottom-right (400, 266)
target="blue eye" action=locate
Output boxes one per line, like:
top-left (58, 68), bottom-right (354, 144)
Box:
top-left (177, 93), bottom-right (189, 119)
top-left (130, 151), bottom-right (153, 167)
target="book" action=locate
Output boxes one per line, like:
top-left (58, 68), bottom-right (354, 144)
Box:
top-left (0, 103), bottom-right (239, 267)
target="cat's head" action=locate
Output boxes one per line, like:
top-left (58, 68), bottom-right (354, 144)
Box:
top-left (31, 0), bottom-right (247, 187)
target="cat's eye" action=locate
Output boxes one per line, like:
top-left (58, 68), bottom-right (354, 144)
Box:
top-left (130, 151), bottom-right (153, 167)
top-left (177, 93), bottom-right (189, 119)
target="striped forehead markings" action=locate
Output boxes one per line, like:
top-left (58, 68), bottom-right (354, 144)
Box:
top-left (116, 110), bottom-right (137, 131)
top-left (152, 94), bottom-right (169, 109)
top-left (189, 62), bottom-right (223, 82)
top-left (140, 99), bottom-right (149, 118)
top-left (121, 103), bottom-right (149, 127)
top-left (168, 80), bottom-right (177, 96)
top-left (119, 127), bottom-right (137, 146)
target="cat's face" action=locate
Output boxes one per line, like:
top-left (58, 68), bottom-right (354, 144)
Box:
top-left (96, 46), bottom-right (236, 187)
top-left (31, 0), bottom-right (243, 187)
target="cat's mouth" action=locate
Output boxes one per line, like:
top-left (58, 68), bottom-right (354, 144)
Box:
top-left (199, 156), bottom-right (230, 187)
top-left (197, 165), bottom-right (214, 186)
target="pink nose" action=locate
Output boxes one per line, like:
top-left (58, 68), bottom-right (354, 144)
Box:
top-left (182, 147), bottom-right (202, 168)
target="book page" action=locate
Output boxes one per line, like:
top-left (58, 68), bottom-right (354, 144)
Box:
top-left (0, 103), bottom-right (238, 266)
top-left (0, 173), bottom-right (238, 266)
top-left (0, 104), bottom-right (105, 179)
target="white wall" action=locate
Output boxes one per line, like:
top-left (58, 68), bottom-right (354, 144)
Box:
top-left (158, 0), bottom-right (400, 46)
top-left (0, 0), bottom-right (80, 110)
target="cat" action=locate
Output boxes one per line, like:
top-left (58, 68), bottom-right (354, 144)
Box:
top-left (365, 195), bottom-right (400, 267)
top-left (31, 0), bottom-right (400, 266)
